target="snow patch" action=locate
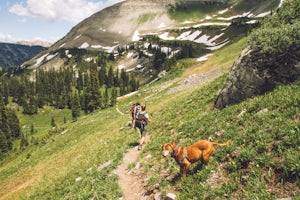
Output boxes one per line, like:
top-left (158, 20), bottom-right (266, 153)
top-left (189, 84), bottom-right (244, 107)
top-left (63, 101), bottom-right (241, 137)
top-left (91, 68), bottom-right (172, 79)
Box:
top-left (160, 46), bottom-right (172, 54)
top-left (91, 44), bottom-right (118, 53)
top-left (118, 65), bottom-right (125, 70)
top-left (181, 21), bottom-right (194, 24)
top-left (255, 11), bottom-right (271, 18)
top-left (246, 20), bottom-right (257, 24)
top-left (177, 31), bottom-right (192, 40)
top-left (168, 50), bottom-right (180, 59)
top-left (74, 35), bottom-right (81, 40)
top-left (126, 68), bottom-right (135, 72)
top-left (217, 12), bottom-right (251, 21)
top-left (143, 51), bottom-right (153, 57)
top-left (158, 22), bottom-right (166, 29)
top-left (59, 43), bottom-right (65, 48)
top-left (197, 53), bottom-right (213, 62)
top-left (79, 42), bottom-right (89, 49)
top-left (34, 53), bottom-right (49, 67)
top-left (46, 53), bottom-right (58, 61)
top-left (218, 8), bottom-right (229, 14)
top-left (207, 40), bottom-right (230, 50)
top-left (127, 52), bottom-right (134, 58)
top-left (205, 15), bottom-right (212, 20)
top-left (136, 64), bottom-right (144, 69)
top-left (158, 32), bottom-right (175, 40)
top-left (132, 30), bottom-right (141, 42)
top-left (85, 57), bottom-right (93, 62)
top-left (192, 22), bottom-right (230, 28)
top-left (99, 27), bottom-right (106, 32)
top-left (185, 30), bottom-right (202, 41)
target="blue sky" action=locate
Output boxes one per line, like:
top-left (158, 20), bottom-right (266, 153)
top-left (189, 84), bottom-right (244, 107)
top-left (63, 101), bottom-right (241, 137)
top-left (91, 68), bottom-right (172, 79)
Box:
top-left (0, 0), bottom-right (123, 44)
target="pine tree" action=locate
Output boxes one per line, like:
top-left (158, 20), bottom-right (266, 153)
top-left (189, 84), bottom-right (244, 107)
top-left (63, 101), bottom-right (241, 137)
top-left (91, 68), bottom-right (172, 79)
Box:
top-left (71, 93), bottom-right (81, 121)
top-left (7, 109), bottom-right (21, 138)
top-left (107, 66), bottom-right (114, 88)
top-left (98, 66), bottom-right (106, 87)
top-left (0, 130), bottom-right (8, 154)
top-left (103, 87), bottom-right (109, 108)
top-left (114, 68), bottom-right (120, 87)
top-left (87, 69), bottom-right (102, 111)
top-left (20, 133), bottom-right (29, 150)
top-left (110, 87), bottom-right (118, 106)
top-left (0, 99), bottom-right (12, 150)
top-left (109, 52), bottom-right (115, 61)
top-left (31, 123), bottom-right (34, 134)
top-left (51, 117), bottom-right (56, 127)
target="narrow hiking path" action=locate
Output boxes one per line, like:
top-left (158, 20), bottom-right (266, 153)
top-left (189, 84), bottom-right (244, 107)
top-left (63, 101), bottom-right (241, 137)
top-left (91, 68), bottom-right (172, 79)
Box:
top-left (113, 66), bottom-right (225, 199)
top-left (114, 104), bottom-right (147, 200)
top-left (114, 146), bottom-right (146, 200)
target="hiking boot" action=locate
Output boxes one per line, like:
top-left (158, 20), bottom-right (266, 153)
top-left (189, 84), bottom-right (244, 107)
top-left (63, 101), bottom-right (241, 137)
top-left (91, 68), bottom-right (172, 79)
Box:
top-left (138, 144), bottom-right (142, 150)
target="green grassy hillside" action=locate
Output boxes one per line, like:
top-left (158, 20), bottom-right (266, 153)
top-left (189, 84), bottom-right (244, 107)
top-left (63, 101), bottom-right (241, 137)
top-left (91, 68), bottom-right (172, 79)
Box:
top-left (139, 76), bottom-right (300, 199)
top-left (0, 32), bottom-right (299, 199)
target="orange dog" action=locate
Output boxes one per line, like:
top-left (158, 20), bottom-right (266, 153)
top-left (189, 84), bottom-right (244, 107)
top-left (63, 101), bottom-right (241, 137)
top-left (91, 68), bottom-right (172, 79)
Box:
top-left (162, 140), bottom-right (230, 177)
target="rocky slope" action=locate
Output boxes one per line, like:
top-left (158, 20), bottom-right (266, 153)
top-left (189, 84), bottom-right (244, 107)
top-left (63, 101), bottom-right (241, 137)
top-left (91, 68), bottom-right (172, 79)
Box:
top-left (215, 47), bottom-right (300, 109)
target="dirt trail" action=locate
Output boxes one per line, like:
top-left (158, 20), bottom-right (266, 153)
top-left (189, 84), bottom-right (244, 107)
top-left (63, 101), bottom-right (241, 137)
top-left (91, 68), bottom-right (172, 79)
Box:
top-left (113, 67), bottom-right (223, 199)
top-left (114, 146), bottom-right (146, 200)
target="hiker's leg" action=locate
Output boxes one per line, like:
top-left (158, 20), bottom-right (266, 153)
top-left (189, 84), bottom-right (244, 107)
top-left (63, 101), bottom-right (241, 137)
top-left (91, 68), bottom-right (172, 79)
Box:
top-left (139, 125), bottom-right (147, 145)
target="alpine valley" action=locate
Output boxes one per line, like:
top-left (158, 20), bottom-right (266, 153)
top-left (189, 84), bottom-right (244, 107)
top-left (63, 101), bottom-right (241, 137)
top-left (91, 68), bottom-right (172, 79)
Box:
top-left (1, 0), bottom-right (299, 200)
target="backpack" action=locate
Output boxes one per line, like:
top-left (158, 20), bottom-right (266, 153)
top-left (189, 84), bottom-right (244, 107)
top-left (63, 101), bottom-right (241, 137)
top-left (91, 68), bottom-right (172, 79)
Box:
top-left (136, 112), bottom-right (147, 122)
top-left (131, 103), bottom-right (140, 119)
top-left (135, 112), bottom-right (148, 129)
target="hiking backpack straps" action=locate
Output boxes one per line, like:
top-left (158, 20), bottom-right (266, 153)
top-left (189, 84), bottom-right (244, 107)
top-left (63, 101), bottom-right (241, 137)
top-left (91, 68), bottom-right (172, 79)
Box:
top-left (132, 103), bottom-right (140, 128)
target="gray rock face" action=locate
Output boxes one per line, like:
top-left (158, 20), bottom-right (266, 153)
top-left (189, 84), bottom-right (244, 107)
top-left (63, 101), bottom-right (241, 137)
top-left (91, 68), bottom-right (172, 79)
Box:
top-left (215, 47), bottom-right (300, 109)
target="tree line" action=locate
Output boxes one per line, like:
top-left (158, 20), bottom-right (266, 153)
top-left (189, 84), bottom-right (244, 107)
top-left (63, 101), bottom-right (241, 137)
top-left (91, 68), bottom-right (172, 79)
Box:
top-left (0, 61), bottom-right (139, 117)
top-left (0, 98), bottom-right (21, 156)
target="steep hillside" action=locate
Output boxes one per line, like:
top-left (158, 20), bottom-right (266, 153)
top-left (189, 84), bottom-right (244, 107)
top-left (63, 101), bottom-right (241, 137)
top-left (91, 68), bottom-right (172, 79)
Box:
top-left (0, 42), bottom-right (46, 69)
top-left (0, 38), bottom-right (299, 199)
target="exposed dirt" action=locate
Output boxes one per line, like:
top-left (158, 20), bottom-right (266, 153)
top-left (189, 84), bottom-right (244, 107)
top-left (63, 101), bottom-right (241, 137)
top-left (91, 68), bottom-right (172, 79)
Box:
top-left (114, 146), bottom-right (146, 200)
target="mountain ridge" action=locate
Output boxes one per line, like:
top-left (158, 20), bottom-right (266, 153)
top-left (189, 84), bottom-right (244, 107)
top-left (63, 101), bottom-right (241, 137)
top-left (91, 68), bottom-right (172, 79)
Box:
top-left (0, 42), bottom-right (46, 70)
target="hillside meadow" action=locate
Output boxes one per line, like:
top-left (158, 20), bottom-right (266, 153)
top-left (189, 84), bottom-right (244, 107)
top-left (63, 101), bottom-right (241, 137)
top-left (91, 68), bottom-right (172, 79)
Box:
top-left (1, 35), bottom-right (299, 199)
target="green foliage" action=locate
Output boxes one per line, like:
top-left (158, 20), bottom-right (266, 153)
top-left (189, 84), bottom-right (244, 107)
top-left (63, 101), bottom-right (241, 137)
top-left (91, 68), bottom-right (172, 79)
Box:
top-left (142, 74), bottom-right (300, 198)
top-left (249, 22), bottom-right (300, 55)
top-left (249, 0), bottom-right (300, 55)
top-left (137, 13), bottom-right (156, 25)
top-left (168, 2), bottom-right (228, 21)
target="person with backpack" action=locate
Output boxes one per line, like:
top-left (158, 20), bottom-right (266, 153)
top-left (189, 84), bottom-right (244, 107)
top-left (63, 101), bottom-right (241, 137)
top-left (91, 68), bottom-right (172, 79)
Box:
top-left (129, 102), bottom-right (140, 128)
top-left (134, 104), bottom-right (150, 150)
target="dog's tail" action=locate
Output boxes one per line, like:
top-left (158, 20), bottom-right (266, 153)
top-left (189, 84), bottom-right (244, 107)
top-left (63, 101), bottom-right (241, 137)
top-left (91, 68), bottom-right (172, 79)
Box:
top-left (212, 140), bottom-right (231, 147)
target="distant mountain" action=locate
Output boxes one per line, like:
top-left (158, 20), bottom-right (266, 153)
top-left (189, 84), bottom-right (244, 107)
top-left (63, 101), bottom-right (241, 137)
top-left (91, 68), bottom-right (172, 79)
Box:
top-left (17, 40), bottom-right (52, 48)
top-left (22, 0), bottom-right (281, 84)
top-left (0, 42), bottom-right (46, 69)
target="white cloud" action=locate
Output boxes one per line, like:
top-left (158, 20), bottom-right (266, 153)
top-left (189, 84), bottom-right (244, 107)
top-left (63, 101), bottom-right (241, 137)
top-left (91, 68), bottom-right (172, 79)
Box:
top-left (0, 33), bottom-right (14, 42)
top-left (9, 0), bottom-right (124, 24)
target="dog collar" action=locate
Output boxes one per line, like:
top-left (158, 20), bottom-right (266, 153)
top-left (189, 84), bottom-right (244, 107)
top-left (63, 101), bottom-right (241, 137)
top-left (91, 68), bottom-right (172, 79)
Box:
top-left (173, 145), bottom-right (179, 155)
top-left (179, 147), bottom-right (188, 164)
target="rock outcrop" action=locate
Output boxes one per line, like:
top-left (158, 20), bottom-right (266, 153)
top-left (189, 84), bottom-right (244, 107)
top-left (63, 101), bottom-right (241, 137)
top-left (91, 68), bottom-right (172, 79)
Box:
top-left (215, 46), bottom-right (300, 109)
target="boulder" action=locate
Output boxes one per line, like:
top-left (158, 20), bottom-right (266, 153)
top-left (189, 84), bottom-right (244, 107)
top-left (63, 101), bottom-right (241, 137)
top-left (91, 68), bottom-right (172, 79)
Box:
top-left (215, 47), bottom-right (300, 109)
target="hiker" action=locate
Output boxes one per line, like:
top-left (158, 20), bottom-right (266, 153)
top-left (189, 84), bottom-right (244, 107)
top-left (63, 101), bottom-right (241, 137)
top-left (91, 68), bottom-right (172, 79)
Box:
top-left (128, 102), bottom-right (140, 127)
top-left (134, 104), bottom-right (150, 150)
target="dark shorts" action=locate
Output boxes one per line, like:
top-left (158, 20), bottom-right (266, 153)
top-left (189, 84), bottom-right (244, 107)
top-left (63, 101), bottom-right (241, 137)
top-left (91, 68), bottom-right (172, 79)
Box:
top-left (135, 120), bottom-right (147, 137)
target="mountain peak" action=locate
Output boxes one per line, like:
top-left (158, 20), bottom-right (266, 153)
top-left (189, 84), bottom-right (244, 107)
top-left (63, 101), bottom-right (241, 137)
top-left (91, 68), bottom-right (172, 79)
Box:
top-left (17, 40), bottom-right (52, 47)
